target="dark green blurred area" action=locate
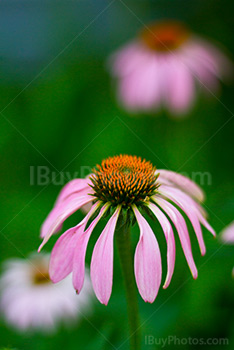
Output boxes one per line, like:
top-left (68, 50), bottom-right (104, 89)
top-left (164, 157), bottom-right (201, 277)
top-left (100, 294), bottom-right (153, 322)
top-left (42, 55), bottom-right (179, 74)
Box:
top-left (0, 0), bottom-right (234, 349)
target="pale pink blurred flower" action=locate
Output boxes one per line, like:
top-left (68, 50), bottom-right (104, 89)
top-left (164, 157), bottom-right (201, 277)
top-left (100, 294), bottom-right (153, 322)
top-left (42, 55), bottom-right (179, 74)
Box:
top-left (109, 20), bottom-right (232, 116)
top-left (220, 221), bottom-right (234, 276)
top-left (220, 221), bottom-right (234, 244)
top-left (0, 253), bottom-right (93, 332)
top-left (39, 155), bottom-right (215, 305)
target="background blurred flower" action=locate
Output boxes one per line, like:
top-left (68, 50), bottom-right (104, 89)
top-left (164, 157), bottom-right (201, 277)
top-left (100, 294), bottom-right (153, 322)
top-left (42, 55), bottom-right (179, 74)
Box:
top-left (0, 253), bottom-right (93, 332)
top-left (39, 155), bottom-right (215, 305)
top-left (220, 221), bottom-right (234, 276)
top-left (220, 221), bottom-right (234, 243)
top-left (220, 221), bottom-right (234, 278)
top-left (109, 20), bottom-right (232, 116)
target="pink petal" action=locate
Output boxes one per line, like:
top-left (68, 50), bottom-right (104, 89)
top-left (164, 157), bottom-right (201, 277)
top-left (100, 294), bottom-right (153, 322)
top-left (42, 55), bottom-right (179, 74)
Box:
top-left (109, 41), bottom-right (152, 77)
top-left (133, 206), bottom-right (162, 303)
top-left (156, 197), bottom-right (198, 279)
top-left (41, 177), bottom-right (93, 240)
top-left (198, 214), bottom-right (216, 237)
top-left (118, 54), bottom-right (161, 111)
top-left (90, 206), bottom-right (121, 305)
top-left (159, 184), bottom-right (215, 238)
top-left (53, 185), bottom-right (93, 235)
top-left (40, 179), bottom-right (93, 238)
top-left (156, 169), bottom-right (204, 202)
top-left (160, 185), bottom-right (206, 255)
top-left (55, 178), bottom-right (92, 207)
top-left (220, 221), bottom-right (234, 243)
top-left (49, 227), bottom-right (80, 283)
top-left (182, 48), bottom-right (220, 91)
top-left (49, 202), bottom-right (100, 283)
top-left (148, 202), bottom-right (175, 289)
top-left (39, 195), bottom-right (93, 251)
top-left (183, 38), bottom-right (233, 81)
top-left (162, 56), bottom-right (195, 114)
top-left (72, 204), bottom-right (110, 294)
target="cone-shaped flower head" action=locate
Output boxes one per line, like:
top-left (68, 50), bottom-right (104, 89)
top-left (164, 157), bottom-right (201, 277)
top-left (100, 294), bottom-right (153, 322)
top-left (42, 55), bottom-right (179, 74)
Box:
top-left (90, 155), bottom-right (158, 207)
top-left (109, 20), bottom-right (232, 116)
top-left (39, 155), bottom-right (215, 305)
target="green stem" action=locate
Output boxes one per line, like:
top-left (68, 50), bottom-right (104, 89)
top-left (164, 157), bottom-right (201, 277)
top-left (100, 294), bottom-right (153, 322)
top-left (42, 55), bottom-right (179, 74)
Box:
top-left (115, 224), bottom-right (141, 350)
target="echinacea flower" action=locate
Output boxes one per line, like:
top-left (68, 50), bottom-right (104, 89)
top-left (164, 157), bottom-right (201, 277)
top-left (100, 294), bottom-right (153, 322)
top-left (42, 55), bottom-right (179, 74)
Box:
top-left (220, 221), bottom-right (234, 244)
top-left (39, 155), bottom-right (215, 305)
top-left (109, 20), bottom-right (232, 115)
top-left (220, 221), bottom-right (234, 275)
top-left (0, 253), bottom-right (93, 332)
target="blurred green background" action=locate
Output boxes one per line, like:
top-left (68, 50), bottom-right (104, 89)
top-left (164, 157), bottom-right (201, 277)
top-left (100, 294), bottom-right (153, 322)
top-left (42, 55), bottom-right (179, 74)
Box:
top-left (0, 0), bottom-right (234, 349)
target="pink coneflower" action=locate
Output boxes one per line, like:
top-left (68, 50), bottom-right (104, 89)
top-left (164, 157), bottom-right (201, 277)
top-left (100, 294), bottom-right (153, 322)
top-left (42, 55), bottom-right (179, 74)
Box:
top-left (109, 20), bottom-right (232, 115)
top-left (220, 221), bottom-right (234, 244)
top-left (220, 221), bottom-right (234, 275)
top-left (0, 253), bottom-right (93, 332)
top-left (39, 155), bottom-right (215, 305)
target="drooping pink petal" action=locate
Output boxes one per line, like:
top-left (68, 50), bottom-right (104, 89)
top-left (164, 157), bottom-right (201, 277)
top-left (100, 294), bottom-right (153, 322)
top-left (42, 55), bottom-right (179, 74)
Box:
top-left (159, 184), bottom-right (215, 237)
top-left (220, 221), bottom-right (234, 243)
top-left (162, 56), bottom-right (195, 114)
top-left (198, 214), bottom-right (216, 236)
top-left (41, 178), bottom-right (93, 238)
top-left (156, 197), bottom-right (198, 279)
top-left (109, 41), bottom-right (152, 77)
top-left (182, 47), bottom-right (220, 91)
top-left (118, 54), bottom-right (161, 111)
top-left (49, 202), bottom-right (100, 283)
top-left (183, 39), bottom-right (233, 81)
top-left (156, 169), bottom-right (204, 202)
top-left (147, 202), bottom-right (175, 288)
top-left (133, 205), bottom-right (162, 303)
top-left (39, 195), bottom-right (93, 251)
top-left (72, 204), bottom-right (110, 294)
top-left (54, 178), bottom-right (92, 207)
top-left (55, 184), bottom-right (93, 234)
top-left (49, 228), bottom-right (80, 283)
top-left (90, 206), bottom-right (121, 305)
top-left (159, 185), bottom-right (206, 255)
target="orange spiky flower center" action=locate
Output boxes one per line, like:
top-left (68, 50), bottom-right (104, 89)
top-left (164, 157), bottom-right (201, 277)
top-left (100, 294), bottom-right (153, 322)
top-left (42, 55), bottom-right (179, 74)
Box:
top-left (140, 20), bottom-right (189, 52)
top-left (90, 155), bottom-right (159, 208)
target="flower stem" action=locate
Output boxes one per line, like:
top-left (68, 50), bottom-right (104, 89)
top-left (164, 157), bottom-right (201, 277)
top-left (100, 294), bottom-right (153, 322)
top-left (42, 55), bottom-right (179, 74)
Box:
top-left (115, 224), bottom-right (141, 350)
